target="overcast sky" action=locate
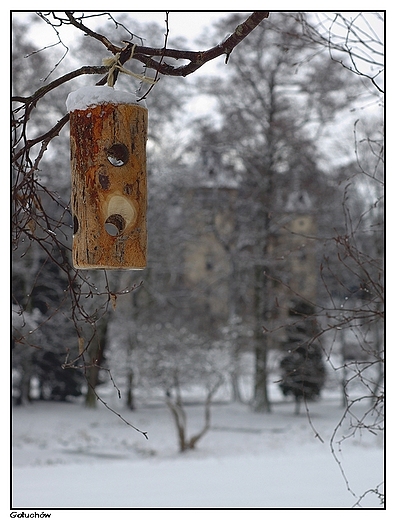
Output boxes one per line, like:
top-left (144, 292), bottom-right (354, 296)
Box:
top-left (12, 11), bottom-right (246, 48)
top-left (124, 11), bottom-right (245, 45)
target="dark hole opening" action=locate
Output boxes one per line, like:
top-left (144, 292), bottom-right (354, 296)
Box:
top-left (105, 214), bottom-right (126, 236)
top-left (106, 144), bottom-right (129, 166)
top-left (73, 216), bottom-right (79, 234)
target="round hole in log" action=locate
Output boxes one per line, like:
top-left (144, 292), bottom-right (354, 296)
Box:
top-left (73, 215), bottom-right (79, 234)
top-left (106, 195), bottom-right (137, 228)
top-left (105, 214), bottom-right (126, 236)
top-left (106, 143), bottom-right (129, 167)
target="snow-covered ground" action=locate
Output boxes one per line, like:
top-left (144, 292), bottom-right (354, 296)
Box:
top-left (11, 392), bottom-right (383, 511)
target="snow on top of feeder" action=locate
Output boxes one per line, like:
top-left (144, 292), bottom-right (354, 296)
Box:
top-left (66, 85), bottom-right (147, 112)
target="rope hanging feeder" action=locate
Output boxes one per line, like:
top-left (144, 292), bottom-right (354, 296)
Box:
top-left (66, 54), bottom-right (154, 269)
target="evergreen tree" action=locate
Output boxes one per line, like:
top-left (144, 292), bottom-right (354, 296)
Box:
top-left (279, 300), bottom-right (325, 414)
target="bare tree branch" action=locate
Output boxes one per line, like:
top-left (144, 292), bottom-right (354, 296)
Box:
top-left (61, 11), bottom-right (270, 81)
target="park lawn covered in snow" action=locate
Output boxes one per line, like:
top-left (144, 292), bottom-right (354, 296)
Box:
top-left (11, 392), bottom-right (383, 510)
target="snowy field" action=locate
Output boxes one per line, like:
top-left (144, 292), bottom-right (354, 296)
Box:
top-left (11, 391), bottom-right (384, 512)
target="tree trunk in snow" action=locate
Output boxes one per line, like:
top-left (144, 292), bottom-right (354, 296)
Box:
top-left (85, 318), bottom-right (108, 408)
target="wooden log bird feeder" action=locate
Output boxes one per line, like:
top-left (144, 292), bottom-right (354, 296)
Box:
top-left (66, 85), bottom-right (148, 269)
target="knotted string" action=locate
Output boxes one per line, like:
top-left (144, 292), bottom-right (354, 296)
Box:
top-left (103, 44), bottom-right (158, 87)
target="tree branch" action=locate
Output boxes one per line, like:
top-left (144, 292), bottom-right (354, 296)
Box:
top-left (64, 11), bottom-right (121, 54)
top-left (136, 11), bottom-right (269, 76)
top-left (68, 11), bottom-right (270, 82)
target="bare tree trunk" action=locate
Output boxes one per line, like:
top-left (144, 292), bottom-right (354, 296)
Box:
top-left (85, 318), bottom-right (108, 408)
top-left (294, 396), bottom-right (302, 415)
top-left (166, 374), bottom-right (222, 452)
top-left (230, 358), bottom-right (243, 403)
top-left (17, 362), bottom-right (33, 405)
top-left (126, 369), bottom-right (135, 410)
top-left (125, 332), bottom-right (136, 410)
top-left (253, 265), bottom-right (271, 412)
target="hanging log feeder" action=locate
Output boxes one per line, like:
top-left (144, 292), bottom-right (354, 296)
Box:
top-left (67, 86), bottom-right (148, 269)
